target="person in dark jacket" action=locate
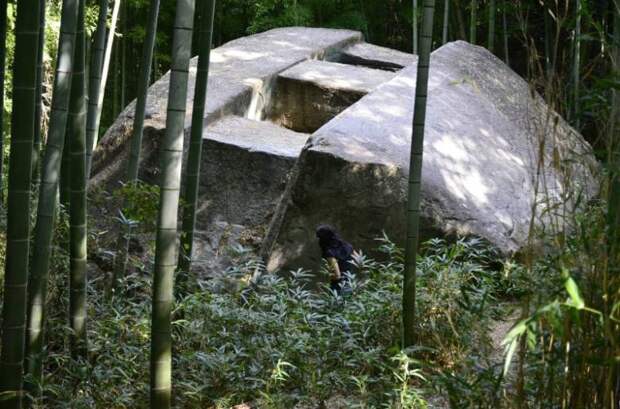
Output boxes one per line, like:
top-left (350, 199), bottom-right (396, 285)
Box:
top-left (315, 224), bottom-right (356, 295)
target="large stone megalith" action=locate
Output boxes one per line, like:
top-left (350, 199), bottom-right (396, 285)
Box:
top-left (90, 28), bottom-right (599, 276)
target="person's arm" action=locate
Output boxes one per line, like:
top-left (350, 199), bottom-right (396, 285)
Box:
top-left (326, 257), bottom-right (341, 281)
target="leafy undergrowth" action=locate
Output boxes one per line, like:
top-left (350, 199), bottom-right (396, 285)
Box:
top-left (28, 236), bottom-right (516, 408)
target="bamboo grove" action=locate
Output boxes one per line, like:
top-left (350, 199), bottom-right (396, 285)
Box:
top-left (0, 0), bottom-right (218, 407)
top-left (0, 0), bottom-right (616, 407)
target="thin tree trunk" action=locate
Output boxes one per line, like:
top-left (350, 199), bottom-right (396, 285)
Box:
top-left (113, 40), bottom-right (119, 118)
top-left (503, 0), bottom-right (509, 65)
top-left (608, 0), bottom-right (620, 267)
top-left (442, 0), bottom-right (449, 44)
top-left (113, 0), bottom-right (161, 286)
top-left (32, 0), bottom-right (46, 186)
top-left (60, 135), bottom-right (70, 206)
top-left (403, 0), bottom-right (435, 348)
top-left (0, 0), bottom-right (42, 406)
top-left (150, 0), bottom-right (195, 407)
top-left (454, 0), bottom-right (467, 40)
top-left (25, 0), bottom-right (79, 395)
top-left (178, 0), bottom-right (216, 285)
top-left (85, 0), bottom-right (109, 179)
top-left (153, 47), bottom-right (159, 83)
top-left (574, 0), bottom-right (581, 127)
top-left (68, 0), bottom-right (87, 357)
top-left (544, 7), bottom-right (552, 76)
top-left (85, 0), bottom-right (120, 177)
top-left (120, 0), bottom-right (126, 110)
top-left (413, 0), bottom-right (418, 53)
top-left (488, 0), bottom-right (495, 52)
top-left (0, 0), bottom-right (7, 205)
top-left (470, 0), bottom-right (477, 44)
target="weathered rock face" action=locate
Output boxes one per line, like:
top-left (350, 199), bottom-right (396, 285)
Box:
top-left (91, 27), bottom-right (599, 277)
top-left (262, 41), bottom-right (599, 273)
top-left (199, 116), bottom-right (308, 228)
top-left (90, 27), bottom-right (365, 188)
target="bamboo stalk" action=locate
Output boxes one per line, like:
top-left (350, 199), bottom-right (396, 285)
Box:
top-left (0, 0), bottom-right (42, 406)
top-left (113, 0), bottom-right (161, 286)
top-left (413, 0), bottom-right (418, 53)
top-left (503, 0), bottom-right (509, 65)
top-left (403, 0), bottom-right (436, 347)
top-left (178, 0), bottom-right (216, 285)
top-left (0, 0), bottom-right (7, 205)
top-left (85, 0), bottom-right (121, 177)
top-left (84, 0), bottom-right (109, 179)
top-left (442, 0), bottom-right (449, 44)
top-left (67, 0), bottom-right (88, 358)
top-left (25, 0), bottom-right (80, 395)
top-left (488, 0), bottom-right (495, 52)
top-left (470, 0), bottom-right (477, 44)
top-left (150, 0), bottom-right (195, 407)
top-left (32, 0), bottom-right (46, 186)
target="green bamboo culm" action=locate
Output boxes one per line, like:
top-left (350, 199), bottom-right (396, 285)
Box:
top-left (608, 0), bottom-right (620, 268)
top-left (573, 0), bottom-right (581, 128)
top-left (402, 0), bottom-right (435, 348)
top-left (0, 0), bottom-right (42, 406)
top-left (113, 0), bottom-right (161, 286)
top-left (441, 0), bottom-right (449, 44)
top-left (178, 0), bottom-right (216, 286)
top-left (413, 0), bottom-right (418, 54)
top-left (0, 0), bottom-right (7, 205)
top-left (68, 0), bottom-right (88, 357)
top-left (84, 0), bottom-right (109, 179)
top-left (502, 0), bottom-right (509, 65)
top-left (487, 0), bottom-right (495, 52)
top-left (470, 0), bottom-right (476, 44)
top-left (544, 7), bottom-right (552, 77)
top-left (126, 0), bottom-right (161, 182)
top-left (32, 0), bottom-right (46, 187)
top-left (25, 0), bottom-right (80, 395)
top-left (150, 0), bottom-right (195, 407)
top-left (85, 0), bottom-right (121, 176)
top-left (60, 130), bottom-right (71, 207)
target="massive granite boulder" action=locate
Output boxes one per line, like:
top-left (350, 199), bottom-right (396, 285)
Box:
top-left (90, 27), bottom-right (414, 275)
top-left (261, 41), bottom-right (599, 272)
top-left (90, 27), bottom-right (598, 276)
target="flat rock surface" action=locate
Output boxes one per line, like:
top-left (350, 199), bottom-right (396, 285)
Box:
top-left (264, 41), bottom-right (599, 272)
top-left (278, 60), bottom-right (396, 94)
top-left (340, 42), bottom-right (417, 69)
top-left (205, 116), bottom-right (309, 158)
top-left (90, 27), bottom-right (362, 185)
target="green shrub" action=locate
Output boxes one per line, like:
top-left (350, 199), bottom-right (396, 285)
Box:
top-left (29, 236), bottom-right (515, 408)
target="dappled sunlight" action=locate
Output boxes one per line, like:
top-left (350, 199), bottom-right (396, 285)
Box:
top-left (272, 40), bottom-right (311, 52)
top-left (294, 68), bottom-right (366, 89)
top-left (266, 38), bottom-right (599, 264)
top-left (438, 166), bottom-right (490, 205)
top-left (212, 48), bottom-right (270, 63)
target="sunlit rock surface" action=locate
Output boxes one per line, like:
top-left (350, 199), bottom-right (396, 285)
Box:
top-left (267, 60), bottom-right (397, 133)
top-left (90, 27), bottom-right (363, 187)
top-left (262, 41), bottom-right (599, 272)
